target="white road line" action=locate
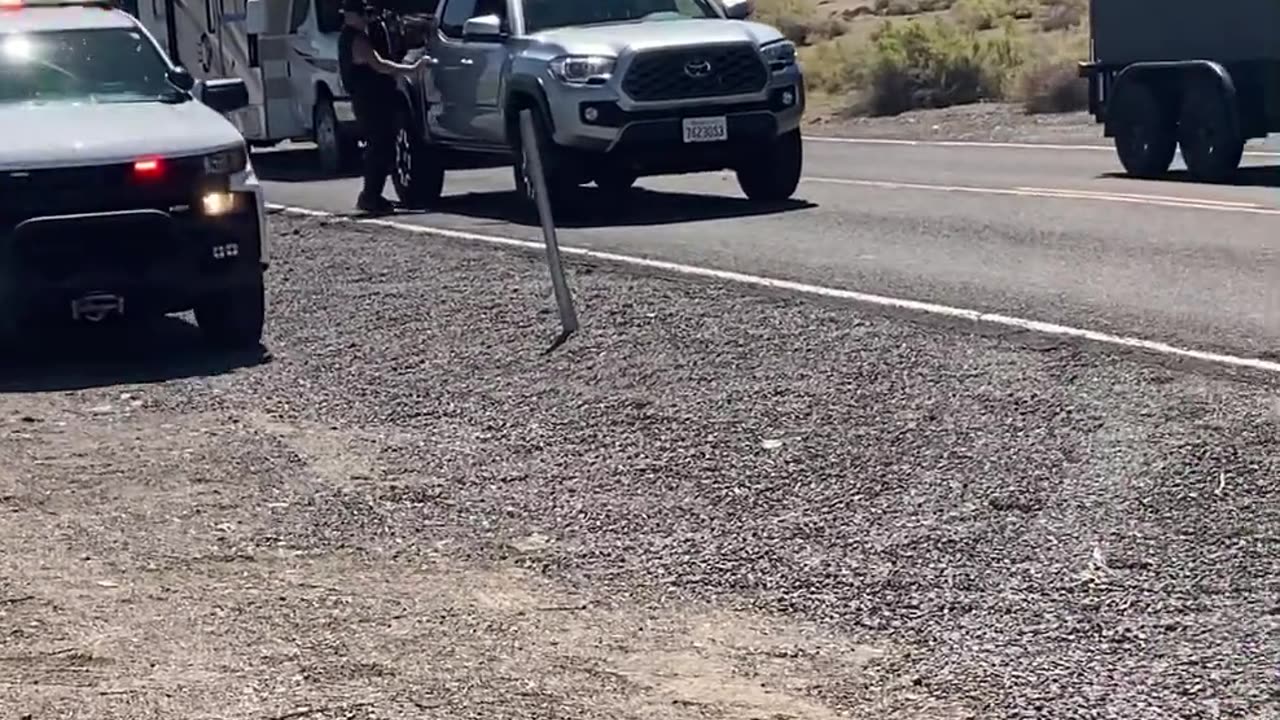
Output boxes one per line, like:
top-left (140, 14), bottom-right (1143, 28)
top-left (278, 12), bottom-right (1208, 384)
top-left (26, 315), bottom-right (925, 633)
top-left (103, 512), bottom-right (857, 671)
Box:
top-left (804, 135), bottom-right (1280, 158)
top-left (804, 176), bottom-right (1280, 214)
top-left (266, 202), bottom-right (1280, 376)
top-left (1013, 186), bottom-right (1262, 208)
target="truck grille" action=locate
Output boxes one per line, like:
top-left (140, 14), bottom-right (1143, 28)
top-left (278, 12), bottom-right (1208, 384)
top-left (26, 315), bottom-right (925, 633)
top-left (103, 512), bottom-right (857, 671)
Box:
top-left (621, 44), bottom-right (768, 102)
top-left (0, 157), bottom-right (207, 227)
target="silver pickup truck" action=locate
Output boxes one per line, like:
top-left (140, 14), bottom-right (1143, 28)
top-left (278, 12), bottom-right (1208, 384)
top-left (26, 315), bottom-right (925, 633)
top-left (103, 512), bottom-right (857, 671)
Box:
top-left (389, 0), bottom-right (806, 212)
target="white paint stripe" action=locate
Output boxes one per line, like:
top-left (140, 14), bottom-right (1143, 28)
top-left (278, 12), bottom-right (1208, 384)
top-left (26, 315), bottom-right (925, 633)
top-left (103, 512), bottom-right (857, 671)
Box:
top-left (1014, 186), bottom-right (1262, 208)
top-left (804, 135), bottom-right (1280, 158)
top-left (804, 176), bottom-right (1280, 215)
top-left (266, 202), bottom-right (1280, 376)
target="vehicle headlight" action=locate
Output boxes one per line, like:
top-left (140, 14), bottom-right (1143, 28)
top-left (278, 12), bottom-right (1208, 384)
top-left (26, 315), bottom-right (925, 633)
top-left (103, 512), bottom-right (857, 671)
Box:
top-left (761, 40), bottom-right (797, 71)
top-left (549, 55), bottom-right (616, 85)
top-left (203, 146), bottom-right (248, 175)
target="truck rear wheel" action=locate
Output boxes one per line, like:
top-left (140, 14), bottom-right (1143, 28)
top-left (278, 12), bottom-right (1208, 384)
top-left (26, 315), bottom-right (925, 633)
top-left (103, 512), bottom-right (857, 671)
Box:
top-left (1111, 82), bottom-right (1176, 178)
top-left (1177, 77), bottom-right (1244, 183)
top-left (392, 105), bottom-right (445, 209)
top-left (736, 129), bottom-right (803, 202)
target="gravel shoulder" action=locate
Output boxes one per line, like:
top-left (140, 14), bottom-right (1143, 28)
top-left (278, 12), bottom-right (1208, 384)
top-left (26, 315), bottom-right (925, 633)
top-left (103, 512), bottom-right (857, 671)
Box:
top-left (2, 213), bottom-right (1278, 719)
top-left (805, 103), bottom-right (1109, 144)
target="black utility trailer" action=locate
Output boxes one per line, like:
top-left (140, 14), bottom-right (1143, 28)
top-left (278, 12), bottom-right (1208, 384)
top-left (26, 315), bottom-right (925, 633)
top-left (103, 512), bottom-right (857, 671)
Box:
top-left (1078, 0), bottom-right (1280, 181)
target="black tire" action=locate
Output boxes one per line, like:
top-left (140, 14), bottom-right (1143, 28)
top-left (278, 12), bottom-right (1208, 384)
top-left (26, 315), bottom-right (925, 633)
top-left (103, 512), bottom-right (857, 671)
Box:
top-left (1177, 76), bottom-right (1244, 183)
top-left (735, 128), bottom-right (803, 202)
top-left (391, 104), bottom-right (445, 209)
top-left (512, 107), bottom-right (576, 216)
top-left (195, 274), bottom-right (265, 350)
top-left (1110, 81), bottom-right (1176, 178)
top-left (314, 98), bottom-right (358, 176)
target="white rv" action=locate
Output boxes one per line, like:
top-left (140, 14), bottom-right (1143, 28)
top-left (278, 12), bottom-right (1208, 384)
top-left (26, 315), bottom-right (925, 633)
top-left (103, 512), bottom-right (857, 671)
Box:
top-left (130, 0), bottom-right (373, 173)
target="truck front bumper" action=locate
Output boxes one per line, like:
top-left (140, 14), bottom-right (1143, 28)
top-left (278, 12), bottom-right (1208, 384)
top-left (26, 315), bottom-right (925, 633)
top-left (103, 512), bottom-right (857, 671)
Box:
top-left (0, 198), bottom-right (264, 331)
top-left (557, 85), bottom-right (805, 175)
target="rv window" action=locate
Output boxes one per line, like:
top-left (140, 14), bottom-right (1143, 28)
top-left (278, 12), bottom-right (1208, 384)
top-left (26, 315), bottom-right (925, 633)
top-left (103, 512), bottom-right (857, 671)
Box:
top-left (290, 0), bottom-right (311, 32)
top-left (316, 0), bottom-right (343, 33)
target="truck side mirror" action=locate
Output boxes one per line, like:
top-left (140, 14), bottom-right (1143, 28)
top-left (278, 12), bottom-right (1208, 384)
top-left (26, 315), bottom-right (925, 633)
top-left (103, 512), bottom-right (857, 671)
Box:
top-left (246, 0), bottom-right (267, 35)
top-left (202, 78), bottom-right (250, 114)
top-left (723, 0), bottom-right (753, 19)
top-left (167, 66), bottom-right (196, 92)
top-left (462, 14), bottom-right (504, 41)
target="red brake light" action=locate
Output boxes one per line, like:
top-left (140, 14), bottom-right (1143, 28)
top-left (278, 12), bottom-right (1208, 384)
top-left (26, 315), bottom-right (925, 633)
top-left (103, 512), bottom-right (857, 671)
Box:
top-left (132, 157), bottom-right (163, 178)
top-left (0, 0), bottom-right (24, 10)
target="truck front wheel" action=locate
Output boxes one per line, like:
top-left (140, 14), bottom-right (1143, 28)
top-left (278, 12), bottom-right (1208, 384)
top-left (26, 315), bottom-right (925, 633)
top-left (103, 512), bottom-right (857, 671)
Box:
top-left (512, 107), bottom-right (576, 216)
top-left (195, 274), bottom-right (266, 350)
top-left (736, 129), bottom-right (803, 202)
top-left (1178, 77), bottom-right (1244, 183)
top-left (391, 105), bottom-right (445, 209)
top-left (1111, 82), bottom-right (1176, 179)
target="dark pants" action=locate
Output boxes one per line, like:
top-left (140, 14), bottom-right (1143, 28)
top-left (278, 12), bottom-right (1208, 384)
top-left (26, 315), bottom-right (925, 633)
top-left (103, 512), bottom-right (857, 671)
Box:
top-left (354, 96), bottom-right (396, 201)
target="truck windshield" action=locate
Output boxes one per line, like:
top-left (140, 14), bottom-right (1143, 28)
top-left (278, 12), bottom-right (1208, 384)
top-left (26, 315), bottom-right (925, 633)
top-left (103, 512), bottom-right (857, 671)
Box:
top-left (0, 28), bottom-right (182, 106)
top-left (523, 0), bottom-right (720, 33)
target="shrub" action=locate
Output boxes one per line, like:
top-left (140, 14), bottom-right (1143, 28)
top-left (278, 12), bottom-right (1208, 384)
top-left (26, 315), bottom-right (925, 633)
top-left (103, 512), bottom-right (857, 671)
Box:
top-left (1038, 0), bottom-right (1086, 31)
top-left (952, 0), bottom-right (1034, 31)
top-left (756, 0), bottom-right (848, 46)
top-left (874, 0), bottom-right (956, 17)
top-left (860, 18), bottom-right (1025, 115)
top-left (1018, 60), bottom-right (1088, 112)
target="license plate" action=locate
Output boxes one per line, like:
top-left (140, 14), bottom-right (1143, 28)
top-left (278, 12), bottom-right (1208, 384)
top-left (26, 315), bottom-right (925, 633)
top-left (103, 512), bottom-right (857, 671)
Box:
top-left (70, 293), bottom-right (126, 323)
top-left (682, 116), bottom-right (728, 143)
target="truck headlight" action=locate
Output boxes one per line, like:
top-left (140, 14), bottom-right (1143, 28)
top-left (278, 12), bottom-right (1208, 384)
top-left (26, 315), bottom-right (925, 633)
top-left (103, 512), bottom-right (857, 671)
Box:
top-left (203, 146), bottom-right (248, 175)
top-left (549, 55), bottom-right (615, 85)
top-left (761, 40), bottom-right (797, 71)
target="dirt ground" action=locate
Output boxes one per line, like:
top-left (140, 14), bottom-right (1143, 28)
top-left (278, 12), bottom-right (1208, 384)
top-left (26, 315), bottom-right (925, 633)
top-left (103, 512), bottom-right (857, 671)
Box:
top-left (2, 213), bottom-right (1277, 719)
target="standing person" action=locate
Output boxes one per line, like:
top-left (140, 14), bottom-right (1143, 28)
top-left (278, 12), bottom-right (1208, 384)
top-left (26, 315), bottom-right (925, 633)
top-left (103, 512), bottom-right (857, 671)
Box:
top-left (338, 0), bottom-right (432, 214)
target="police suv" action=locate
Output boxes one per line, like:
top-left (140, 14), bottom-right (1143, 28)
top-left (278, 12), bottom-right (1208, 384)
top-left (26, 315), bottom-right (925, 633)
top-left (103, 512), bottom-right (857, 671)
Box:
top-left (0, 0), bottom-right (266, 349)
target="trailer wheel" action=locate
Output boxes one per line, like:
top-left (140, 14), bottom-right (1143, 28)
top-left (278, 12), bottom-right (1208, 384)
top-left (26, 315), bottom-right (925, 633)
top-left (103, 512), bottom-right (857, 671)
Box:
top-left (1177, 77), bottom-right (1244, 183)
top-left (1111, 82), bottom-right (1176, 178)
top-left (391, 104), bottom-right (444, 209)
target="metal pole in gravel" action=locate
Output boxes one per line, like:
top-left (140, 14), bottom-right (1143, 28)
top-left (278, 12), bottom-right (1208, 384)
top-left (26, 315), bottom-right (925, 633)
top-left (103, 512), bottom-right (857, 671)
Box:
top-left (519, 109), bottom-right (579, 346)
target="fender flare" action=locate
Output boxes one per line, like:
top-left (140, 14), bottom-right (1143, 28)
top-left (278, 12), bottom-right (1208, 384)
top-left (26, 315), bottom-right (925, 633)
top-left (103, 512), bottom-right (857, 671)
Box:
top-left (502, 75), bottom-right (554, 145)
top-left (396, 75), bottom-right (429, 137)
top-left (1108, 60), bottom-right (1239, 137)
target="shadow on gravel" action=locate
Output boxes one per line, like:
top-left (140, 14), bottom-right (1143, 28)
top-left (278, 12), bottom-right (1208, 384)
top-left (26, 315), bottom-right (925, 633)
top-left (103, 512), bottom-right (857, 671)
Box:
top-left (1100, 164), bottom-right (1279, 188)
top-left (0, 317), bottom-right (270, 394)
top-left (432, 187), bottom-right (817, 228)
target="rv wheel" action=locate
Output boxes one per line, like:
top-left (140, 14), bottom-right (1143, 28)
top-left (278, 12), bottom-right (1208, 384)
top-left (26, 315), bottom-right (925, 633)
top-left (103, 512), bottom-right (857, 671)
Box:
top-left (314, 99), bottom-right (356, 176)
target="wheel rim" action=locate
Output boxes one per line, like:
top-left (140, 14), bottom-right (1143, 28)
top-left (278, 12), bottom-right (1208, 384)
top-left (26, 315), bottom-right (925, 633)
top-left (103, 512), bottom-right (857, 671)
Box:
top-left (1185, 108), bottom-right (1221, 161)
top-left (520, 143), bottom-right (536, 202)
top-left (395, 126), bottom-right (413, 189)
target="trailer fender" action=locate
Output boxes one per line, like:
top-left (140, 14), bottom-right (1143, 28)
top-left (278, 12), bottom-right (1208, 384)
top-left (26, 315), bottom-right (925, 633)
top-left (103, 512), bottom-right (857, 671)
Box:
top-left (1107, 60), bottom-right (1239, 138)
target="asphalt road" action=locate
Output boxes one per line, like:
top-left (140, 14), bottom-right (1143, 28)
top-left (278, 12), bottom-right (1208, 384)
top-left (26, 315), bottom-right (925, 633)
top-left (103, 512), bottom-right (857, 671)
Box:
top-left (258, 135), bottom-right (1280, 362)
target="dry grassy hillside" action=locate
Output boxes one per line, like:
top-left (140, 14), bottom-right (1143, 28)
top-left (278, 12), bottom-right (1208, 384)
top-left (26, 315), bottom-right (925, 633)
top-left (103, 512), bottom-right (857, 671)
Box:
top-left (753, 0), bottom-right (1090, 119)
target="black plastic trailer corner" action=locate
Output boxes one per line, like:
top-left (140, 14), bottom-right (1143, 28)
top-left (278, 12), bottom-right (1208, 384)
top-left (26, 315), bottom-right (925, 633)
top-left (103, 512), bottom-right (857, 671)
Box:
top-left (1078, 0), bottom-right (1280, 182)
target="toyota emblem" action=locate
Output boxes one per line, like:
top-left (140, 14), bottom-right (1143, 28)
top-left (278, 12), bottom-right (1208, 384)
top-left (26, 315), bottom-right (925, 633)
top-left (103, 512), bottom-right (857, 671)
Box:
top-left (684, 59), bottom-right (713, 78)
